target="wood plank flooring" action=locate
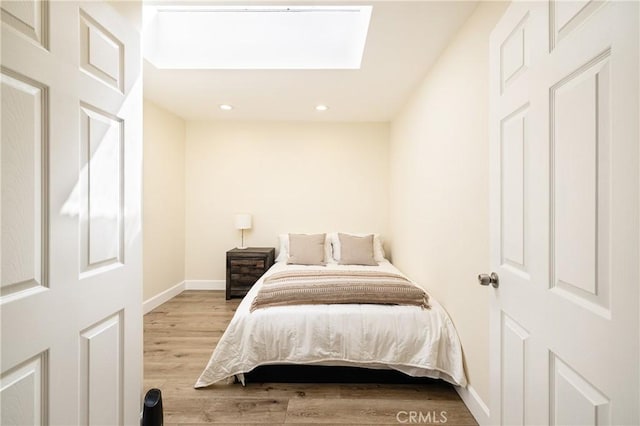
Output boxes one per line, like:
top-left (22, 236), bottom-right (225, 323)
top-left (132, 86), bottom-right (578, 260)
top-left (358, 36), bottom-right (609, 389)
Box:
top-left (144, 291), bottom-right (477, 425)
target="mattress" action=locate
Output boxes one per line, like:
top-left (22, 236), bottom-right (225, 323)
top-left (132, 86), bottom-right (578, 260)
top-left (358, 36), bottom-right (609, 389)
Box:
top-left (195, 261), bottom-right (467, 388)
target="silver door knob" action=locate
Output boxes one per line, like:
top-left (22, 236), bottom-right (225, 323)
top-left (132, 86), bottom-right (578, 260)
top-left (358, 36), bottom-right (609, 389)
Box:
top-left (478, 272), bottom-right (499, 288)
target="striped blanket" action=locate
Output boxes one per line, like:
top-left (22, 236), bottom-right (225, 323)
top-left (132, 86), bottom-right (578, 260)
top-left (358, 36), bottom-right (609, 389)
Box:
top-left (250, 269), bottom-right (429, 311)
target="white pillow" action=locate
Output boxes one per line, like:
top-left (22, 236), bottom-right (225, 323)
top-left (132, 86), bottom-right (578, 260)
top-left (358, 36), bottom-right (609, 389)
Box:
top-left (329, 232), bottom-right (386, 262)
top-left (276, 233), bottom-right (333, 263)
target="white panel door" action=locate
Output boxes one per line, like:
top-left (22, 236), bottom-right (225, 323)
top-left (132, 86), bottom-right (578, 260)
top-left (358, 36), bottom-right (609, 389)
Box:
top-left (1, 1), bottom-right (143, 424)
top-left (489, 1), bottom-right (638, 425)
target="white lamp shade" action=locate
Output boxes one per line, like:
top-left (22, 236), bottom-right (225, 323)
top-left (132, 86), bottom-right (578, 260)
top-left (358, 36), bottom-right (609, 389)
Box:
top-left (234, 214), bottom-right (252, 230)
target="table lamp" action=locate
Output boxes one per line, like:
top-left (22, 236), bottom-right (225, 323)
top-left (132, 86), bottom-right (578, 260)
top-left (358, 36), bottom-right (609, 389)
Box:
top-left (234, 213), bottom-right (252, 249)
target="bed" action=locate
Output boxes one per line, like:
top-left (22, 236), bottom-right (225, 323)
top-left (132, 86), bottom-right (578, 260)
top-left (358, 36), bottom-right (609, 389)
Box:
top-left (195, 258), bottom-right (467, 388)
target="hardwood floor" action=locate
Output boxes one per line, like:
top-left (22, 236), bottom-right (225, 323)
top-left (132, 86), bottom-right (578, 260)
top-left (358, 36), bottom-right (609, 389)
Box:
top-left (144, 291), bottom-right (477, 425)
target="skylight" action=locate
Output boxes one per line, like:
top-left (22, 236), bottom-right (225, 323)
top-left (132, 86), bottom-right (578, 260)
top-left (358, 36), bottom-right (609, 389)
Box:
top-left (143, 5), bottom-right (372, 69)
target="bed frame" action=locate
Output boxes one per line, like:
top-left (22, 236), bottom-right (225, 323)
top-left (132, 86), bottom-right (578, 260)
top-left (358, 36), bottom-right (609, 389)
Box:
top-left (243, 365), bottom-right (442, 384)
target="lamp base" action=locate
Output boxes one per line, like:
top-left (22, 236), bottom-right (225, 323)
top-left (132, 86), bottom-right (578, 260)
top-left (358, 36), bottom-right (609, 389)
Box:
top-left (237, 246), bottom-right (248, 250)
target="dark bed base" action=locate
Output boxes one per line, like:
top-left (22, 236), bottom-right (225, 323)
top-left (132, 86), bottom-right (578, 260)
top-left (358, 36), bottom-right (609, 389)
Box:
top-left (242, 365), bottom-right (441, 384)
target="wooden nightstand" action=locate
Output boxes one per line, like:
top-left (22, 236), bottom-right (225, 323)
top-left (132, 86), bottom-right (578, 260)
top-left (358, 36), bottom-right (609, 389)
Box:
top-left (226, 247), bottom-right (275, 300)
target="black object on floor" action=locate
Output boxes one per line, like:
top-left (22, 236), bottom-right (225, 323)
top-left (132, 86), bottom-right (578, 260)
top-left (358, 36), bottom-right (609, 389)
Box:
top-left (141, 388), bottom-right (163, 426)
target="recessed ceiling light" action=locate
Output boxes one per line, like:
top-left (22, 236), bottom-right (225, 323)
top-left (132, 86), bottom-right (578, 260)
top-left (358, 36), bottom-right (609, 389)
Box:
top-left (315, 104), bottom-right (329, 111)
top-left (219, 104), bottom-right (233, 111)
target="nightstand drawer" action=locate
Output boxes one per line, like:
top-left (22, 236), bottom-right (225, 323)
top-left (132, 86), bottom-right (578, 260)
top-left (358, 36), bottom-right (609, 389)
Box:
top-left (229, 285), bottom-right (253, 297)
top-left (229, 273), bottom-right (262, 284)
top-left (230, 258), bottom-right (265, 275)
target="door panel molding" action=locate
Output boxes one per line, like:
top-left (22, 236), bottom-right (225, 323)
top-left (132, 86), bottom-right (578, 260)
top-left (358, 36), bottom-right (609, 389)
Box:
top-left (500, 103), bottom-right (530, 277)
top-left (0, 67), bottom-right (49, 303)
top-left (501, 313), bottom-right (529, 426)
top-left (500, 12), bottom-right (530, 94)
top-left (0, 351), bottom-right (49, 426)
top-left (549, 0), bottom-right (606, 51)
top-left (79, 9), bottom-right (124, 93)
top-left (549, 49), bottom-right (611, 316)
top-left (79, 311), bottom-right (124, 426)
top-left (78, 102), bottom-right (124, 277)
top-left (0, 0), bottom-right (49, 50)
top-left (549, 353), bottom-right (610, 426)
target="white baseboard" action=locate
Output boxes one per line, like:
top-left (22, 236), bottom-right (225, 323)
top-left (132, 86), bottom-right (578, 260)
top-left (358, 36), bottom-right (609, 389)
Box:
top-left (185, 280), bottom-right (226, 290)
top-left (143, 280), bottom-right (226, 314)
top-left (455, 384), bottom-right (490, 425)
top-left (143, 281), bottom-right (185, 314)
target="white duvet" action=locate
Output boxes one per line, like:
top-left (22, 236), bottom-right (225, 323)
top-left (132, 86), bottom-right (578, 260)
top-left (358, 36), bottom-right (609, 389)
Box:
top-left (195, 261), bottom-right (467, 388)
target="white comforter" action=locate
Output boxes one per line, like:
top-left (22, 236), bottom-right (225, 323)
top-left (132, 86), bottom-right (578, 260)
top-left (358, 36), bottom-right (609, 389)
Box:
top-left (195, 261), bottom-right (467, 388)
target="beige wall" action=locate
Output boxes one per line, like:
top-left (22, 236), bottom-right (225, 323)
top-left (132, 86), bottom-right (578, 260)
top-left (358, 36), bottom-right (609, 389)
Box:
top-left (389, 1), bottom-right (507, 405)
top-left (185, 121), bottom-right (390, 280)
top-left (110, 0), bottom-right (142, 31)
top-left (143, 99), bottom-right (186, 300)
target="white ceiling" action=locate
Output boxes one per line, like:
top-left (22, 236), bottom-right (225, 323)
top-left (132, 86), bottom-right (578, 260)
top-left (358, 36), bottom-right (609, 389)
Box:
top-left (143, 1), bottom-right (478, 122)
